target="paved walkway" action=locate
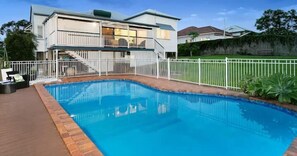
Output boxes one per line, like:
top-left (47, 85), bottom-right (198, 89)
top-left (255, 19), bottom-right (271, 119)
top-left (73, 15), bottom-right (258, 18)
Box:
top-left (0, 87), bottom-right (69, 156)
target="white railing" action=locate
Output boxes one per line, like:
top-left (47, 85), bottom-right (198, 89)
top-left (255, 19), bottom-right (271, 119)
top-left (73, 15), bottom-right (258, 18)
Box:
top-left (47, 30), bottom-right (155, 49)
top-left (154, 39), bottom-right (166, 59)
top-left (57, 30), bottom-right (101, 47)
top-left (6, 58), bottom-right (297, 89)
top-left (9, 60), bottom-right (56, 81)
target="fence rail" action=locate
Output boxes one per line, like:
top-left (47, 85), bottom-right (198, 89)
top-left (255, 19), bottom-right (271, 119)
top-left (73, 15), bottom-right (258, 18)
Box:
top-left (5, 58), bottom-right (297, 89)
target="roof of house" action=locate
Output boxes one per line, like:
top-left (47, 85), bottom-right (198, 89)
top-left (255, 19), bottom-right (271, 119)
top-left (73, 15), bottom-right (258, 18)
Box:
top-left (31, 5), bottom-right (180, 26)
top-left (125, 9), bottom-right (181, 21)
top-left (30, 4), bottom-right (129, 21)
top-left (44, 10), bottom-right (159, 28)
top-left (225, 25), bottom-right (253, 33)
top-left (178, 26), bottom-right (231, 36)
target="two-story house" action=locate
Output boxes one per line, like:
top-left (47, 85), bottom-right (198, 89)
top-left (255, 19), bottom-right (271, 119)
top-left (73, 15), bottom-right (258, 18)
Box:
top-left (177, 26), bottom-right (232, 44)
top-left (30, 5), bottom-right (180, 64)
top-left (225, 25), bottom-right (253, 37)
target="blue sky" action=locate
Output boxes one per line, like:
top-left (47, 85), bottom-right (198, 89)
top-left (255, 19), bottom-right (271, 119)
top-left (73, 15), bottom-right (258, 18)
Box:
top-left (0, 0), bottom-right (296, 40)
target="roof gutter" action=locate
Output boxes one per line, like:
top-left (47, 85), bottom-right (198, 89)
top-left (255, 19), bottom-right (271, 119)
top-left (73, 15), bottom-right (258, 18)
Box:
top-left (43, 11), bottom-right (160, 28)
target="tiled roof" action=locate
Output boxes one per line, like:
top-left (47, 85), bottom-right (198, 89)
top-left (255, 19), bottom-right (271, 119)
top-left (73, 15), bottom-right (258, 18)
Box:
top-left (178, 26), bottom-right (231, 36)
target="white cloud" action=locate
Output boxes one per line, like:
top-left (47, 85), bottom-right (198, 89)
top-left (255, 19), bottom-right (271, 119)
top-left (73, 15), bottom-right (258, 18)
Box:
top-left (191, 14), bottom-right (197, 17)
top-left (217, 10), bottom-right (236, 15)
top-left (213, 17), bottom-right (225, 21)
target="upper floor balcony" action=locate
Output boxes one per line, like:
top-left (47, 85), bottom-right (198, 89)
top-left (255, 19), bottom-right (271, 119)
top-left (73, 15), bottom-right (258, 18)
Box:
top-left (45, 15), bottom-right (155, 51)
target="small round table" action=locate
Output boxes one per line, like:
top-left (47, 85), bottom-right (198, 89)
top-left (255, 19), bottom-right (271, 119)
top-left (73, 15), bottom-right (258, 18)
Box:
top-left (0, 82), bottom-right (16, 94)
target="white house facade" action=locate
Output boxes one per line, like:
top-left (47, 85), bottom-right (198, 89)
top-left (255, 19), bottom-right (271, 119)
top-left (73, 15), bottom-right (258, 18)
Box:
top-left (177, 26), bottom-right (233, 44)
top-left (29, 5), bottom-right (180, 62)
top-left (225, 25), bottom-right (253, 37)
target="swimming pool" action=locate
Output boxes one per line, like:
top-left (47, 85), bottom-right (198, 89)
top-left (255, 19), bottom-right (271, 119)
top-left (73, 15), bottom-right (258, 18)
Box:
top-left (46, 80), bottom-right (297, 156)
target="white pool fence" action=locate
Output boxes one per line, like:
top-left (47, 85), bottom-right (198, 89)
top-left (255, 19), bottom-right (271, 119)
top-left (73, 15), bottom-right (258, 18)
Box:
top-left (5, 58), bottom-right (297, 89)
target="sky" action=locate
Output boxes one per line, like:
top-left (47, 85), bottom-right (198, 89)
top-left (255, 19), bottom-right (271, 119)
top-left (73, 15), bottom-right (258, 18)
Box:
top-left (0, 0), bottom-right (296, 40)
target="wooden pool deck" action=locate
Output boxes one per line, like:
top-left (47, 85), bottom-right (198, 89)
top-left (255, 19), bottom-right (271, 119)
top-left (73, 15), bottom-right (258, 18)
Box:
top-left (0, 87), bottom-right (70, 156)
top-left (0, 75), bottom-right (296, 156)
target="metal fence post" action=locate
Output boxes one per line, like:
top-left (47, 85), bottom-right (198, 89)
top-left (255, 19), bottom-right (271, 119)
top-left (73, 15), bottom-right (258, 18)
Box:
top-left (55, 49), bottom-right (59, 79)
top-left (98, 51), bottom-right (101, 76)
top-left (156, 56), bottom-right (159, 79)
top-left (225, 57), bottom-right (228, 89)
top-left (198, 58), bottom-right (201, 85)
top-left (167, 58), bottom-right (170, 80)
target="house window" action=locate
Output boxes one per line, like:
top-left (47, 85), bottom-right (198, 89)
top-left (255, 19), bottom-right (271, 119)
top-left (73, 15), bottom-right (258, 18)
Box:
top-left (37, 25), bottom-right (43, 38)
top-left (156, 28), bottom-right (170, 40)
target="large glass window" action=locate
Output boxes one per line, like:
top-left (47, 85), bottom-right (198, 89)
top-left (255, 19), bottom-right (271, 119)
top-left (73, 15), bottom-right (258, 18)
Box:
top-left (102, 27), bottom-right (114, 35)
top-left (156, 28), bottom-right (170, 40)
top-left (37, 25), bottom-right (43, 38)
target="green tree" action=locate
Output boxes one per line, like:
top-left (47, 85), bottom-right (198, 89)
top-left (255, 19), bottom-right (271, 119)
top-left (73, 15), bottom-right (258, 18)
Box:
top-left (0, 19), bottom-right (30, 35)
top-left (188, 32), bottom-right (199, 56)
top-left (189, 32), bottom-right (199, 42)
top-left (255, 9), bottom-right (297, 35)
top-left (1, 20), bottom-right (36, 61)
top-left (287, 9), bottom-right (297, 31)
top-left (5, 31), bottom-right (36, 61)
top-left (0, 40), bottom-right (4, 58)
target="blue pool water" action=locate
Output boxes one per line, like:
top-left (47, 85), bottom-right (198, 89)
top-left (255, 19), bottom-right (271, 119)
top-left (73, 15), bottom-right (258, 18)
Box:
top-left (46, 80), bottom-right (297, 156)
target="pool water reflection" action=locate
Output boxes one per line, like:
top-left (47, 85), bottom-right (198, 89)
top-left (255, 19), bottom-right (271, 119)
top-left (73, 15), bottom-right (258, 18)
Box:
top-left (46, 80), bottom-right (297, 156)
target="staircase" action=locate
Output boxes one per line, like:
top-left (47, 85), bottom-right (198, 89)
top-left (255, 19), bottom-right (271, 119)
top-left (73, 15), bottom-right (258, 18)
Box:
top-left (154, 40), bottom-right (166, 59)
top-left (65, 51), bottom-right (99, 72)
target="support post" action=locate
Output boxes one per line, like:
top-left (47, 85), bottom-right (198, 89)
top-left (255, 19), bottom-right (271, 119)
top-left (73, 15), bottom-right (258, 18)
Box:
top-left (55, 49), bottom-right (58, 79)
top-left (156, 55), bottom-right (159, 79)
top-left (198, 58), bottom-right (201, 85)
top-left (134, 58), bottom-right (137, 76)
top-left (127, 25), bottom-right (130, 48)
top-left (167, 58), bottom-right (170, 80)
top-left (99, 22), bottom-right (102, 47)
top-left (106, 59), bottom-right (108, 76)
top-left (225, 57), bottom-right (228, 89)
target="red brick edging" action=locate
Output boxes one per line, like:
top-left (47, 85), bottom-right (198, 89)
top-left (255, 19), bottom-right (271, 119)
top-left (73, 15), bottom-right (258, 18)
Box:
top-left (35, 84), bottom-right (103, 156)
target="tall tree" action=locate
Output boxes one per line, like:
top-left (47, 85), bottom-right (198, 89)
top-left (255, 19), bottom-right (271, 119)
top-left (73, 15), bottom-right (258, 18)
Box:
top-left (0, 19), bottom-right (30, 35)
top-left (1, 20), bottom-right (36, 61)
top-left (255, 9), bottom-right (297, 35)
top-left (5, 31), bottom-right (36, 61)
top-left (287, 9), bottom-right (297, 31)
top-left (188, 32), bottom-right (199, 57)
top-left (188, 32), bottom-right (199, 43)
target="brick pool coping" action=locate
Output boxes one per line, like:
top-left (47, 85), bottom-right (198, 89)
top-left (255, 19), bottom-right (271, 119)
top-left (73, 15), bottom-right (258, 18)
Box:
top-left (36, 75), bottom-right (297, 156)
top-left (35, 84), bottom-right (103, 156)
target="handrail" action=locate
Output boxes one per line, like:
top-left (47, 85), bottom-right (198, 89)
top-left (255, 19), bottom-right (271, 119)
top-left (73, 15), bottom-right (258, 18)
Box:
top-left (154, 39), bottom-right (165, 49)
top-left (58, 30), bottom-right (100, 35)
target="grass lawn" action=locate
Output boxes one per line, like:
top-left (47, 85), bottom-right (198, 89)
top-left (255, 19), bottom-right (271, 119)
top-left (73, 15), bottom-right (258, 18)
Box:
top-left (178, 55), bottom-right (297, 59)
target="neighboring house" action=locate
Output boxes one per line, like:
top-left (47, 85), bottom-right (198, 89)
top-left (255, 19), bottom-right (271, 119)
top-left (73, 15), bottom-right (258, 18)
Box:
top-left (177, 26), bottom-right (232, 44)
top-left (225, 25), bottom-right (253, 37)
top-left (29, 5), bottom-right (180, 62)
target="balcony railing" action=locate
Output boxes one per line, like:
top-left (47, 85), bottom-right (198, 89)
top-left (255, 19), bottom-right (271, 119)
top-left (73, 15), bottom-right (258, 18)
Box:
top-left (48, 30), bottom-right (154, 49)
top-left (57, 30), bottom-right (101, 47)
top-left (103, 35), bottom-right (154, 49)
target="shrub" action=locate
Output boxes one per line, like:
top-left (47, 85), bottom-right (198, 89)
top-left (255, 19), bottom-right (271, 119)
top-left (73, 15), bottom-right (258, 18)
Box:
top-left (265, 74), bottom-right (297, 103)
top-left (239, 75), bottom-right (254, 93)
top-left (240, 74), bottom-right (297, 104)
